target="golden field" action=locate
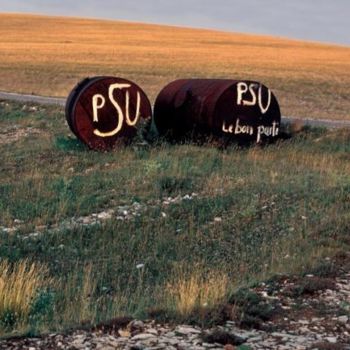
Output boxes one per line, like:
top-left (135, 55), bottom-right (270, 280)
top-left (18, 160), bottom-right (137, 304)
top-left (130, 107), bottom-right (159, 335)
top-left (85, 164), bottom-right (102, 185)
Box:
top-left (0, 13), bottom-right (349, 120)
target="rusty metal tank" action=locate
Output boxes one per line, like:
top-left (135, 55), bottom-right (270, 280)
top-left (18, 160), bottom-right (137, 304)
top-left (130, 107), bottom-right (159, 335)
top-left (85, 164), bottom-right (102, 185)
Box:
top-left (66, 76), bottom-right (152, 151)
top-left (153, 79), bottom-right (281, 143)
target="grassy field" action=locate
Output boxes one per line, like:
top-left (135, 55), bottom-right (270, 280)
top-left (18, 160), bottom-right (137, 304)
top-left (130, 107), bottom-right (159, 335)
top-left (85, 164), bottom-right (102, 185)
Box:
top-left (0, 13), bottom-right (349, 120)
top-left (0, 100), bottom-right (350, 336)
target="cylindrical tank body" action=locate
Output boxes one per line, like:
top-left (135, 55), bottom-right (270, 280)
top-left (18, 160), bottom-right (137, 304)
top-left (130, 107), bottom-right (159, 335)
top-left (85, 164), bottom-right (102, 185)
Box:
top-left (154, 79), bottom-right (281, 143)
top-left (66, 76), bottom-right (152, 151)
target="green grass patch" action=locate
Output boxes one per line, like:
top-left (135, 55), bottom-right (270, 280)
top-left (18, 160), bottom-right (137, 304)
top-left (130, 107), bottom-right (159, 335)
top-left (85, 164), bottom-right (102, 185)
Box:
top-left (0, 101), bottom-right (350, 335)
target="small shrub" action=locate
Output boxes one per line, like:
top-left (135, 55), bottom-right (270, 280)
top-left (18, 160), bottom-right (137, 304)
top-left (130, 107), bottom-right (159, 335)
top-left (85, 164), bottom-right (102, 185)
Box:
top-left (29, 289), bottom-right (56, 326)
top-left (143, 160), bottom-right (162, 175)
top-left (229, 288), bottom-right (275, 328)
top-left (0, 310), bottom-right (17, 330)
top-left (231, 288), bottom-right (262, 306)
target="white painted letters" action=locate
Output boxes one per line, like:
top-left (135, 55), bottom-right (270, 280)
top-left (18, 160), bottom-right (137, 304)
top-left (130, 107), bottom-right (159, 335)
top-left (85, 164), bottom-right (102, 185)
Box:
top-left (258, 85), bottom-right (271, 115)
top-left (222, 120), bottom-right (234, 134)
top-left (237, 82), bottom-right (248, 106)
top-left (92, 94), bottom-right (106, 122)
top-left (222, 119), bottom-right (279, 143)
top-left (125, 90), bottom-right (141, 126)
top-left (236, 82), bottom-right (271, 114)
top-left (235, 119), bottom-right (254, 136)
top-left (222, 119), bottom-right (254, 136)
top-left (92, 83), bottom-right (141, 138)
top-left (256, 122), bottom-right (279, 143)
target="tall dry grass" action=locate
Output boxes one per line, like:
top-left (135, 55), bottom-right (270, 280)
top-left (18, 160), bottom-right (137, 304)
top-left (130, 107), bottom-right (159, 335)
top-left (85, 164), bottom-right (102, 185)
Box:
top-left (166, 266), bottom-right (230, 318)
top-left (0, 259), bottom-right (51, 325)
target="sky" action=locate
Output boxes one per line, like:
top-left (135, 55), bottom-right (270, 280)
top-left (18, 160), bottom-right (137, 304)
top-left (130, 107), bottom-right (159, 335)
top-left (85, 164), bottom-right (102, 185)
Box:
top-left (0, 0), bottom-right (349, 46)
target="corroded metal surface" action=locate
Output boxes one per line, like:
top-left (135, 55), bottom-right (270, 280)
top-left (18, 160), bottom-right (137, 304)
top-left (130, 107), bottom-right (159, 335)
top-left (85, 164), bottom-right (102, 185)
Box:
top-left (154, 79), bottom-right (281, 143)
top-left (65, 76), bottom-right (152, 150)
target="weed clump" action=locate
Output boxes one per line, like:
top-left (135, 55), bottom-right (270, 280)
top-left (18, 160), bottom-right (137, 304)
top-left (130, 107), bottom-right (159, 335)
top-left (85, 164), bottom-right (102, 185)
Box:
top-left (0, 259), bottom-right (53, 331)
top-left (228, 288), bottom-right (276, 328)
top-left (164, 267), bottom-right (229, 322)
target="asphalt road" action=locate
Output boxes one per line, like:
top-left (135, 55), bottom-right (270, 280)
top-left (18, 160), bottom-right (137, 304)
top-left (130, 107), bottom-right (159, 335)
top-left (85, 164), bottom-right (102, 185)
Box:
top-left (1, 91), bottom-right (349, 129)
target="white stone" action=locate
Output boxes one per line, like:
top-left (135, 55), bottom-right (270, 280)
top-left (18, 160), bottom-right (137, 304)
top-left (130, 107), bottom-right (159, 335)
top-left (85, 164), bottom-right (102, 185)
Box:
top-left (325, 336), bottom-right (338, 343)
top-left (131, 333), bottom-right (157, 341)
top-left (175, 326), bottom-right (201, 335)
top-left (97, 211), bottom-right (113, 220)
top-left (338, 315), bottom-right (349, 324)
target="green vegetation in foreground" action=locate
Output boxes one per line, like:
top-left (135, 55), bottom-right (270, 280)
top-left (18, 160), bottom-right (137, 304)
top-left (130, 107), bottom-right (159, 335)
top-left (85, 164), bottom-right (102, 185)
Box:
top-left (0, 100), bottom-right (350, 336)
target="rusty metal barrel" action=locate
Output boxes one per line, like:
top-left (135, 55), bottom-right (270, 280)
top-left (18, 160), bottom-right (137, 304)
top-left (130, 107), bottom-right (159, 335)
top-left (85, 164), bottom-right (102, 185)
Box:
top-left (66, 76), bottom-right (152, 150)
top-left (154, 79), bottom-right (281, 143)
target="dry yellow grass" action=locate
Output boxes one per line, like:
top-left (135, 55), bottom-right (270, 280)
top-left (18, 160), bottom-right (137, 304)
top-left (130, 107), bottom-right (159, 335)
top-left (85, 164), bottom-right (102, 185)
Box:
top-left (166, 266), bottom-right (229, 317)
top-left (0, 13), bottom-right (349, 119)
top-left (0, 259), bottom-right (51, 322)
